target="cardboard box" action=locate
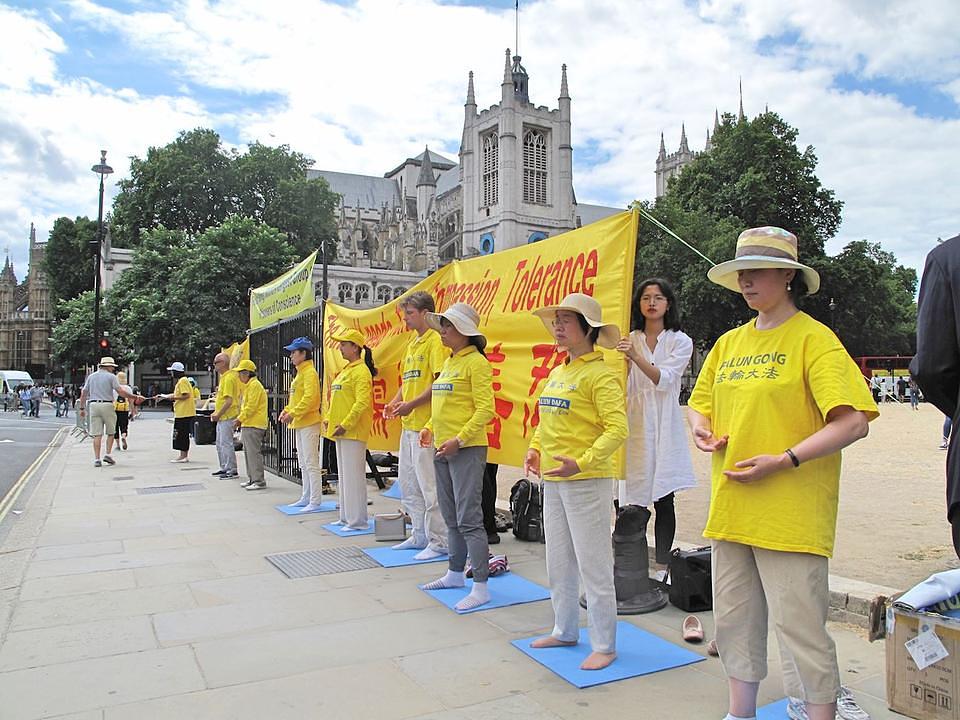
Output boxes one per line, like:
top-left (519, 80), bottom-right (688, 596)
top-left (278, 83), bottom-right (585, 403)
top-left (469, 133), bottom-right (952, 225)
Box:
top-left (887, 605), bottom-right (960, 719)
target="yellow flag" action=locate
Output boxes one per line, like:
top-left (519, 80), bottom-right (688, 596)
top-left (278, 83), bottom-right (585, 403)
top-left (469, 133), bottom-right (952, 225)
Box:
top-left (322, 210), bottom-right (638, 468)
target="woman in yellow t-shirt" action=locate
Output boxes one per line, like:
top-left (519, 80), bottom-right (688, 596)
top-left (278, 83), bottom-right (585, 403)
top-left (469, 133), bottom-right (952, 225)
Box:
top-left (326, 329), bottom-right (375, 531)
top-left (418, 303), bottom-right (494, 613)
top-left (524, 293), bottom-right (627, 672)
top-left (688, 227), bottom-right (878, 720)
top-left (158, 361), bottom-right (196, 463)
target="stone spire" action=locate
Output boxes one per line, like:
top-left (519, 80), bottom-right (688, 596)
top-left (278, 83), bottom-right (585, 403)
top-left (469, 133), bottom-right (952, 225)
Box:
top-left (658, 132), bottom-right (666, 160)
top-left (679, 123), bottom-right (689, 153)
top-left (1, 255), bottom-right (15, 285)
top-left (738, 78), bottom-right (745, 122)
top-left (466, 70), bottom-right (475, 106)
top-left (416, 146), bottom-right (436, 187)
top-left (705, 128), bottom-right (712, 151)
top-left (714, 108), bottom-right (720, 133)
top-left (503, 48), bottom-right (512, 84)
top-left (560, 63), bottom-right (569, 99)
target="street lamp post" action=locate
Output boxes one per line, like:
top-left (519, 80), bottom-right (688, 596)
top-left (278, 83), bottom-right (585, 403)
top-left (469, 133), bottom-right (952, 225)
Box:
top-left (91, 150), bottom-right (113, 361)
top-left (829, 297), bottom-right (837, 330)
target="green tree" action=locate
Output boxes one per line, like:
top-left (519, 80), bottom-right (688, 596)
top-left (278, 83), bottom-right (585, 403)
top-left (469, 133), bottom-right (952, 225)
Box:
top-left (110, 128), bottom-right (236, 246)
top-left (105, 218), bottom-right (297, 365)
top-left (50, 291), bottom-right (125, 369)
top-left (266, 176), bottom-right (339, 259)
top-left (666, 112), bottom-right (843, 255)
top-left (43, 216), bottom-right (96, 304)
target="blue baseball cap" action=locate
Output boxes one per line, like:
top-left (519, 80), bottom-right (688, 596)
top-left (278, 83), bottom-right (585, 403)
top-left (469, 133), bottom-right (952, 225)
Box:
top-left (283, 336), bottom-right (314, 352)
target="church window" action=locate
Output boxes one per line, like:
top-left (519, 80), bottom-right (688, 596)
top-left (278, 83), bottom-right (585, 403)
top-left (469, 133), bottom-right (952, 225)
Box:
top-left (393, 286), bottom-right (406, 299)
top-left (355, 284), bottom-right (370, 305)
top-left (481, 132), bottom-right (499, 207)
top-left (523, 129), bottom-right (548, 204)
top-left (337, 283), bottom-right (353, 304)
top-left (376, 285), bottom-right (391, 305)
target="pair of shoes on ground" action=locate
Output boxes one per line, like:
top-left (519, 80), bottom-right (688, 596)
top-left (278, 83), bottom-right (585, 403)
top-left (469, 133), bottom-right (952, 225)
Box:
top-left (787, 686), bottom-right (871, 719)
top-left (211, 470), bottom-right (239, 478)
top-left (170, 457), bottom-right (189, 463)
top-left (241, 480), bottom-right (266, 491)
top-left (682, 617), bottom-right (720, 658)
top-left (93, 456), bottom-right (115, 467)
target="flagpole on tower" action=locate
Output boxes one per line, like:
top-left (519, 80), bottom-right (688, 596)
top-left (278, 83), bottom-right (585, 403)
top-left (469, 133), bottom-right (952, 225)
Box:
top-left (515, 0), bottom-right (519, 57)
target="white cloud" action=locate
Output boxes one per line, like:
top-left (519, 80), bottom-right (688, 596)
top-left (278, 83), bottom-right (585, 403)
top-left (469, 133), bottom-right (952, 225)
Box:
top-left (1, 0), bottom-right (957, 283)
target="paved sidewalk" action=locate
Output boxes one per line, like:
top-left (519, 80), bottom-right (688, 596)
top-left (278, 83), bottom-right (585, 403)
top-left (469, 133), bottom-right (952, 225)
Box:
top-left (0, 415), bottom-right (899, 719)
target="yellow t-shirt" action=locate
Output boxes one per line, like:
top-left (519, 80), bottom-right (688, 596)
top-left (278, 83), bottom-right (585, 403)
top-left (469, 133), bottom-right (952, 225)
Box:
top-left (173, 377), bottom-right (196, 418)
top-left (688, 311), bottom-right (879, 557)
top-left (192, 387), bottom-right (201, 401)
top-left (283, 359), bottom-right (321, 429)
top-left (325, 359), bottom-right (373, 442)
top-left (529, 350), bottom-right (628, 481)
top-left (426, 345), bottom-right (494, 447)
top-left (214, 369), bottom-right (240, 421)
top-left (400, 329), bottom-right (447, 432)
top-left (237, 377), bottom-right (268, 430)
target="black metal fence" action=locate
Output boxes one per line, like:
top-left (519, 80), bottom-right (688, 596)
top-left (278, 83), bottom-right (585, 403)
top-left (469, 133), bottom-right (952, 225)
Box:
top-left (248, 304), bottom-right (323, 484)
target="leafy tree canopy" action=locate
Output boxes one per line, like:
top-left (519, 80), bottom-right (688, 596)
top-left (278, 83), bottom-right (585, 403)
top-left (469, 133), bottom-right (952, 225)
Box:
top-left (43, 216), bottom-right (96, 305)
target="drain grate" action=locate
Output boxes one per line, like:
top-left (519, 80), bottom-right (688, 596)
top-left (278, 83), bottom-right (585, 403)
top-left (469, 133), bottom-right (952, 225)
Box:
top-left (136, 483), bottom-right (206, 495)
top-left (265, 546), bottom-right (379, 578)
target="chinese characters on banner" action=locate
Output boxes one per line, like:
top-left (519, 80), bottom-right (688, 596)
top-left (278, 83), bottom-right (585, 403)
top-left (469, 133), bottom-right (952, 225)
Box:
top-left (320, 210), bottom-right (638, 469)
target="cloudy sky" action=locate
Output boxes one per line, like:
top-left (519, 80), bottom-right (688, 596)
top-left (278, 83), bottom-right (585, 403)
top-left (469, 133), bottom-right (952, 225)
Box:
top-left (1, 0), bottom-right (958, 284)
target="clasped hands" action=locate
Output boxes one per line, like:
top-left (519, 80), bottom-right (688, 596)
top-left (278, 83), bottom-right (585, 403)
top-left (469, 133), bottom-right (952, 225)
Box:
top-left (523, 449), bottom-right (580, 478)
top-left (692, 426), bottom-right (790, 483)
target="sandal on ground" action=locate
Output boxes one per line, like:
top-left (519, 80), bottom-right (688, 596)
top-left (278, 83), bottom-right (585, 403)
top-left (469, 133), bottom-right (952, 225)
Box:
top-left (682, 615), bottom-right (704, 643)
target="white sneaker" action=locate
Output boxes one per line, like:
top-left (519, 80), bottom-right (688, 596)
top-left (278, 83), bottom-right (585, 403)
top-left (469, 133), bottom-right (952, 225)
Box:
top-left (170, 457), bottom-right (189, 463)
top-left (836, 686), bottom-right (871, 720)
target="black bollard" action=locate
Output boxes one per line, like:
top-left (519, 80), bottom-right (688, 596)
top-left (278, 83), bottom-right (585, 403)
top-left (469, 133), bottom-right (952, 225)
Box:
top-left (612, 504), bottom-right (667, 614)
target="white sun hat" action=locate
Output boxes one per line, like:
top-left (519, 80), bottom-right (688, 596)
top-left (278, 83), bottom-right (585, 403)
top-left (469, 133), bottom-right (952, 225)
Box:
top-left (425, 303), bottom-right (487, 350)
top-left (532, 292), bottom-right (621, 349)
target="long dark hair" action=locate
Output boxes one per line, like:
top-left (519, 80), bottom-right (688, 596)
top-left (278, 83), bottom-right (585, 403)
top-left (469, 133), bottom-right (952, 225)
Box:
top-left (632, 277), bottom-right (682, 332)
top-left (362, 346), bottom-right (378, 377)
top-left (468, 336), bottom-right (487, 357)
top-left (574, 314), bottom-right (601, 344)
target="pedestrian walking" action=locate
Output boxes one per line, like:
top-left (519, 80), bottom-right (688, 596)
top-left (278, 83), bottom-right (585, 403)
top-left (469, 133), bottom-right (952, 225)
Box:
top-left (78, 357), bottom-right (143, 467)
top-left (210, 353), bottom-right (240, 479)
top-left (326, 329), bottom-right (375, 531)
top-left (688, 226), bottom-right (878, 720)
top-left (383, 290), bottom-right (449, 560)
top-left (278, 337), bottom-right (324, 511)
top-left (157, 362), bottom-right (195, 463)
top-left (616, 278), bottom-right (696, 582)
top-left (524, 292), bottom-right (628, 671)
top-left (114, 371), bottom-right (135, 450)
top-left (418, 303), bottom-right (495, 612)
top-left (235, 359), bottom-right (268, 490)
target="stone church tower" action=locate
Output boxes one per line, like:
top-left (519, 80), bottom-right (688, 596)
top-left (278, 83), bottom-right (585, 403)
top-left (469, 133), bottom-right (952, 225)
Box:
top-left (461, 49), bottom-right (576, 255)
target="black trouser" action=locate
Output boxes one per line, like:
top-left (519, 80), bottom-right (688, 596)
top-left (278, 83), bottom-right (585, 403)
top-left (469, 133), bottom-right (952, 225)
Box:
top-left (482, 462), bottom-right (498, 535)
top-left (173, 417), bottom-right (193, 451)
top-left (115, 411), bottom-right (129, 438)
top-left (653, 493), bottom-right (676, 566)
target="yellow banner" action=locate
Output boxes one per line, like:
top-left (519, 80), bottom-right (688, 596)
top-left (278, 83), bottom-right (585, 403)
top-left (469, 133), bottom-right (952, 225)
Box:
top-left (249, 250), bottom-right (318, 329)
top-left (321, 210), bottom-right (638, 468)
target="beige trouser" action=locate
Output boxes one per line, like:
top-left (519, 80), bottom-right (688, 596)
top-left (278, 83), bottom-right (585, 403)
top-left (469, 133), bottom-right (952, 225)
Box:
top-left (711, 540), bottom-right (840, 704)
top-left (336, 438), bottom-right (368, 529)
top-left (241, 427), bottom-right (265, 484)
top-left (87, 402), bottom-right (117, 437)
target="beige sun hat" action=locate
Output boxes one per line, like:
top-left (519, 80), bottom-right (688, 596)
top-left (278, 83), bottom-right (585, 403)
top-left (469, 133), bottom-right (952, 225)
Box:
top-left (425, 303), bottom-right (487, 350)
top-left (532, 292), bottom-right (621, 349)
top-left (98, 356), bottom-right (118, 367)
top-left (707, 226), bottom-right (820, 295)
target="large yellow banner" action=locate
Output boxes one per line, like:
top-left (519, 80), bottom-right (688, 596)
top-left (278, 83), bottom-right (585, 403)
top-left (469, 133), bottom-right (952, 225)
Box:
top-left (249, 250), bottom-right (318, 329)
top-left (321, 210), bottom-right (638, 468)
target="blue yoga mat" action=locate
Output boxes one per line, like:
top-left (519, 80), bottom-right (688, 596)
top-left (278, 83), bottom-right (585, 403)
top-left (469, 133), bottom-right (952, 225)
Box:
top-left (757, 698), bottom-right (790, 719)
top-left (422, 572), bottom-right (550, 614)
top-left (511, 621), bottom-right (705, 688)
top-left (382, 483), bottom-right (402, 499)
top-left (275, 502), bottom-right (338, 516)
top-left (362, 546), bottom-right (448, 568)
top-left (321, 521), bottom-right (374, 537)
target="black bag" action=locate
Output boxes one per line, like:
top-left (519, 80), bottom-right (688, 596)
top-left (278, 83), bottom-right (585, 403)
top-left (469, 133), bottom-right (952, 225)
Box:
top-left (668, 546), bottom-right (712, 612)
top-left (509, 479), bottom-right (544, 543)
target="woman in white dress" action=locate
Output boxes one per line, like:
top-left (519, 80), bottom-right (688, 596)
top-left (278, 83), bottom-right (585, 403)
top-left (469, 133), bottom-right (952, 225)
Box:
top-left (616, 278), bottom-right (697, 581)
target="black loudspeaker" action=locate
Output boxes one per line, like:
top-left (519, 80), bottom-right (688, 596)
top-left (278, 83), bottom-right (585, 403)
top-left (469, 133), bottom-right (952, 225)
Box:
top-left (668, 546), bottom-right (713, 612)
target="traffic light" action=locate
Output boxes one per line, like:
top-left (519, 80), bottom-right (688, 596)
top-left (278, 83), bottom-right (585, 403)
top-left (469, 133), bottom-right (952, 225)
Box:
top-left (98, 336), bottom-right (111, 353)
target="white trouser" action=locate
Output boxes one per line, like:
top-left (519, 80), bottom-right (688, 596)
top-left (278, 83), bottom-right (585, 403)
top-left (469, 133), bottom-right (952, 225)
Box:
top-left (336, 438), bottom-right (368, 529)
top-left (543, 478), bottom-right (617, 654)
top-left (397, 429), bottom-right (446, 548)
top-left (216, 420), bottom-right (238, 473)
top-left (296, 423), bottom-right (323, 505)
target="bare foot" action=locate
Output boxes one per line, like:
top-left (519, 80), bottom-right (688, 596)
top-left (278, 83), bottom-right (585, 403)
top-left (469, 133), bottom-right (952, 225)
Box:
top-left (530, 636), bottom-right (577, 649)
top-left (581, 651), bottom-right (616, 670)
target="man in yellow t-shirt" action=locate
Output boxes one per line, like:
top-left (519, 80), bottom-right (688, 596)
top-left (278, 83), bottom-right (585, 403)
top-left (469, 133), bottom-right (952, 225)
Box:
top-left (211, 352), bottom-right (241, 478)
top-left (384, 291), bottom-right (449, 560)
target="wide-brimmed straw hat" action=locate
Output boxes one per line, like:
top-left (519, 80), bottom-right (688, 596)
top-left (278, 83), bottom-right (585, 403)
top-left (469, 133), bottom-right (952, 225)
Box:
top-left (331, 329), bottom-right (367, 347)
top-left (707, 226), bottom-right (820, 295)
top-left (425, 303), bottom-right (487, 350)
top-left (99, 356), bottom-right (118, 367)
top-left (532, 293), bottom-right (621, 349)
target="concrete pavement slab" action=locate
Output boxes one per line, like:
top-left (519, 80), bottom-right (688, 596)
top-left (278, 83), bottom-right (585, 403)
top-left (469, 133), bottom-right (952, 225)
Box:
top-left (19, 568), bottom-right (137, 601)
top-left (410, 694), bottom-right (563, 720)
top-left (33, 540), bottom-right (124, 561)
top-left (0, 615), bottom-right (157, 671)
top-left (0, 646), bottom-right (205, 719)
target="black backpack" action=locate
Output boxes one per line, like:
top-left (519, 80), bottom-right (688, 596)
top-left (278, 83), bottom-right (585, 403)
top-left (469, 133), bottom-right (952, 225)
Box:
top-left (509, 479), bottom-right (544, 543)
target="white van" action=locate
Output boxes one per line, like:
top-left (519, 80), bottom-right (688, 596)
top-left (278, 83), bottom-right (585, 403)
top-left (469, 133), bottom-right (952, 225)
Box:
top-left (0, 370), bottom-right (36, 395)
